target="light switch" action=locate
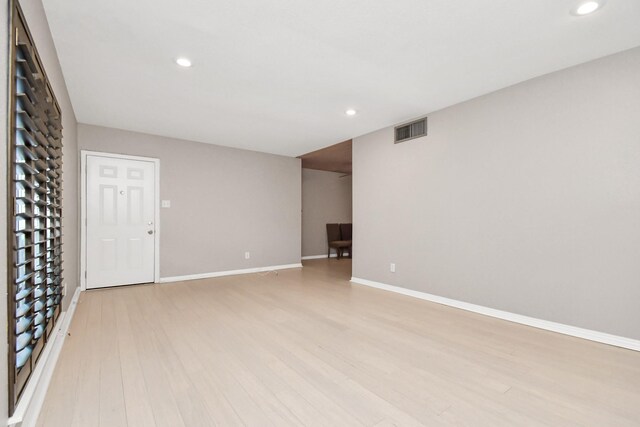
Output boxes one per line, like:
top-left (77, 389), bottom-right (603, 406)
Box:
top-left (161, 200), bottom-right (171, 208)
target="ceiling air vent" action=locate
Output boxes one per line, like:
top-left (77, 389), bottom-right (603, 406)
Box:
top-left (395, 117), bottom-right (427, 143)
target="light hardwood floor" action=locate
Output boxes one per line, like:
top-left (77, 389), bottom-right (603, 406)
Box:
top-left (37, 259), bottom-right (640, 426)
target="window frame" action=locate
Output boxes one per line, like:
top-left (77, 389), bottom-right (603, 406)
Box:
top-left (7, 0), bottom-right (64, 415)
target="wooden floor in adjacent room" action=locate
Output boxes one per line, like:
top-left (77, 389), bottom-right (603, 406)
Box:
top-left (37, 259), bottom-right (640, 426)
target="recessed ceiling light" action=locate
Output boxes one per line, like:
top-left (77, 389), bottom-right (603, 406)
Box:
top-left (176, 57), bottom-right (192, 67)
top-left (345, 109), bottom-right (357, 116)
top-left (573, 1), bottom-right (603, 16)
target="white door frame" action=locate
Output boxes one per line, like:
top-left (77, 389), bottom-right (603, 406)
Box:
top-left (80, 150), bottom-right (161, 290)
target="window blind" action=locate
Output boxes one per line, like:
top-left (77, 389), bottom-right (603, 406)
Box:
top-left (8, 2), bottom-right (64, 414)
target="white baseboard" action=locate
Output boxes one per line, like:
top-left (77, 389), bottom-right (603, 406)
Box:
top-left (302, 254), bottom-right (337, 260)
top-left (302, 251), bottom-right (352, 260)
top-left (9, 286), bottom-right (82, 427)
top-left (350, 277), bottom-right (640, 352)
top-left (159, 263), bottom-right (303, 283)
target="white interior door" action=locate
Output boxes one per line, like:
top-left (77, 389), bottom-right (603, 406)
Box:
top-left (86, 155), bottom-right (156, 289)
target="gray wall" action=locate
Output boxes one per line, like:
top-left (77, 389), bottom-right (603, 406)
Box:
top-left (353, 47), bottom-right (640, 340)
top-left (78, 124), bottom-right (302, 278)
top-left (302, 168), bottom-right (352, 257)
top-left (21, 0), bottom-right (79, 309)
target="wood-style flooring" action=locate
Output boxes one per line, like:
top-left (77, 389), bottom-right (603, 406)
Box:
top-left (37, 259), bottom-right (640, 426)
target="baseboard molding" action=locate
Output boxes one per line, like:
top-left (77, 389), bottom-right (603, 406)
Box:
top-left (9, 286), bottom-right (82, 427)
top-left (302, 254), bottom-right (337, 260)
top-left (159, 263), bottom-right (303, 283)
top-left (350, 277), bottom-right (640, 352)
top-left (302, 251), bottom-right (352, 260)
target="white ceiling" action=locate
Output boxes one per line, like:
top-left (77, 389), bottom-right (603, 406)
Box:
top-left (43, 0), bottom-right (640, 157)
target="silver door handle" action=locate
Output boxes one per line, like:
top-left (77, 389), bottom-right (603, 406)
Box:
top-left (147, 230), bottom-right (154, 235)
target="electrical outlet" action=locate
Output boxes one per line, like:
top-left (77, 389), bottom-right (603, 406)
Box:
top-left (245, 252), bottom-right (251, 260)
top-left (390, 263), bottom-right (396, 273)
top-left (161, 200), bottom-right (171, 208)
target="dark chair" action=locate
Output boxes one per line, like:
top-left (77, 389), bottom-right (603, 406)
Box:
top-left (339, 223), bottom-right (352, 258)
top-left (327, 223), bottom-right (351, 259)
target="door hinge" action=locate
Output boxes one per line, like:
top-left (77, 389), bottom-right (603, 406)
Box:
top-left (84, 271), bottom-right (87, 279)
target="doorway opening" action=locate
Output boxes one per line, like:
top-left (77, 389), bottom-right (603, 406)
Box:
top-left (299, 140), bottom-right (353, 279)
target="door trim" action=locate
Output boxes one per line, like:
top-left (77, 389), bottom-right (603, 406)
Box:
top-left (80, 150), bottom-right (161, 290)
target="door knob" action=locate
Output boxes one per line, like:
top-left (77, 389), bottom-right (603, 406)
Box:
top-left (147, 230), bottom-right (154, 235)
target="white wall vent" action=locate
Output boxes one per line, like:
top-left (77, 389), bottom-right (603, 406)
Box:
top-left (395, 117), bottom-right (427, 143)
